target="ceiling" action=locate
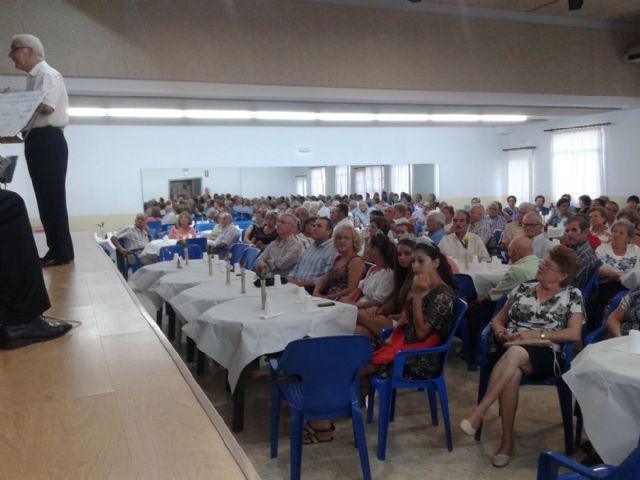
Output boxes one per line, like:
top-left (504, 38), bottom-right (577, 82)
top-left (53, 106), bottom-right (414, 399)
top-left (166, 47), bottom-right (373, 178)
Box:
top-left (306, 0), bottom-right (640, 30)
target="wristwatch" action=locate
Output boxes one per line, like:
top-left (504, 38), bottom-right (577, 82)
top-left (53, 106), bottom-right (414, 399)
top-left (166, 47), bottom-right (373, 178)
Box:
top-left (540, 331), bottom-right (546, 339)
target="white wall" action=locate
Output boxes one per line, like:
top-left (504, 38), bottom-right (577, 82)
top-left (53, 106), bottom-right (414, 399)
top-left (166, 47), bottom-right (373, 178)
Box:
top-left (500, 107), bottom-right (640, 202)
top-left (7, 124), bottom-right (505, 218)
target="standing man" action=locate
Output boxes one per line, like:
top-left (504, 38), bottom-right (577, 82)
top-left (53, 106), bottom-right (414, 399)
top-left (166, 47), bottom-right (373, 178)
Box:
top-left (7, 34), bottom-right (73, 267)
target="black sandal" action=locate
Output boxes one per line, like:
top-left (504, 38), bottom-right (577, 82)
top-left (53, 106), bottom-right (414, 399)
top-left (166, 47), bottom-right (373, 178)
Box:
top-left (303, 422), bottom-right (335, 444)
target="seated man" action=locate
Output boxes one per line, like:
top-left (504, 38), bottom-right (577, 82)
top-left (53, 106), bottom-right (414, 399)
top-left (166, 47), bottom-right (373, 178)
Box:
top-left (522, 211), bottom-right (553, 259)
top-left (111, 214), bottom-right (154, 273)
top-left (0, 190), bottom-right (72, 349)
top-left (256, 213), bottom-right (303, 277)
top-left (563, 214), bottom-right (601, 290)
top-left (468, 204), bottom-right (493, 246)
top-left (207, 212), bottom-right (240, 254)
top-left (487, 236), bottom-right (539, 301)
top-left (288, 217), bottom-right (336, 292)
top-left (352, 200), bottom-right (370, 228)
top-left (438, 210), bottom-right (490, 262)
top-left (500, 201), bottom-right (534, 251)
top-left (425, 210), bottom-right (446, 245)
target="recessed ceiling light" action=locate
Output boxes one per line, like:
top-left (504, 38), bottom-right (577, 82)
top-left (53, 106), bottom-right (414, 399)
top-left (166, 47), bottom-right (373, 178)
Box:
top-left (480, 114), bottom-right (528, 122)
top-left (254, 111), bottom-right (317, 121)
top-left (66, 107), bottom-right (108, 117)
top-left (429, 114), bottom-right (481, 122)
top-left (317, 112), bottom-right (376, 122)
top-left (375, 113), bottom-right (430, 122)
top-left (184, 109), bottom-right (254, 119)
top-left (107, 108), bottom-right (184, 118)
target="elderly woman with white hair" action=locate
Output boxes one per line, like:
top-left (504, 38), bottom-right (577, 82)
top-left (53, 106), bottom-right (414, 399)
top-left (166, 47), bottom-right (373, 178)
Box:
top-left (425, 210), bottom-right (446, 245)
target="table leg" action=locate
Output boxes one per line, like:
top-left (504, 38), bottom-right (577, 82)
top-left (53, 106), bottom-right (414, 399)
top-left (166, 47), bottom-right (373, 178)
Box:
top-left (232, 369), bottom-right (247, 433)
top-left (166, 302), bottom-right (176, 341)
top-left (155, 304), bottom-right (163, 327)
top-left (196, 349), bottom-right (206, 374)
top-left (186, 338), bottom-right (195, 362)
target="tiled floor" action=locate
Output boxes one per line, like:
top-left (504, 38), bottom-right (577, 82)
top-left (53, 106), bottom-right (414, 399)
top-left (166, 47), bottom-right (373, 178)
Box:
top-left (139, 288), bottom-right (584, 480)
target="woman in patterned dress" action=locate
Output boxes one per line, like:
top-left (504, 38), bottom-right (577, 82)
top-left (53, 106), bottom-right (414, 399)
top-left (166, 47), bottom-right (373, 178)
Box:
top-left (460, 245), bottom-right (583, 468)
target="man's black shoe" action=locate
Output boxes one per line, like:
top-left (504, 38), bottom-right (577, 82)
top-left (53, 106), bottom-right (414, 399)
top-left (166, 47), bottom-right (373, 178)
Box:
top-left (0, 316), bottom-right (73, 350)
top-left (41, 258), bottom-right (70, 268)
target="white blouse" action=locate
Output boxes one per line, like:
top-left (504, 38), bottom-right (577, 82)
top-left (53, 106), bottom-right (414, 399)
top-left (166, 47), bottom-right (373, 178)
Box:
top-left (358, 267), bottom-right (394, 305)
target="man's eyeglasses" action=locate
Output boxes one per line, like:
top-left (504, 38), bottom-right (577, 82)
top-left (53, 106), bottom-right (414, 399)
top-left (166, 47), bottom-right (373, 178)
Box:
top-left (522, 223), bottom-right (542, 228)
top-left (9, 46), bottom-right (29, 54)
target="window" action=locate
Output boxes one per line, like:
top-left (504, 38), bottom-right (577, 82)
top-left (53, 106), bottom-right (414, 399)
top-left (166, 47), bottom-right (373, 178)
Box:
top-left (354, 166), bottom-right (384, 197)
top-left (295, 176), bottom-right (307, 196)
top-left (507, 149), bottom-right (533, 203)
top-left (310, 167), bottom-right (325, 196)
top-left (334, 166), bottom-right (350, 195)
top-left (389, 164), bottom-right (411, 194)
top-left (551, 127), bottom-right (605, 201)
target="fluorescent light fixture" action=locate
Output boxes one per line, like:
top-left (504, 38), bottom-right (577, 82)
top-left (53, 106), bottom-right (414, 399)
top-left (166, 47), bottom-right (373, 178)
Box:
top-left (184, 109), bottom-right (254, 120)
top-left (67, 107), bottom-right (108, 117)
top-left (317, 112), bottom-right (376, 122)
top-left (254, 111), bottom-right (317, 121)
top-left (375, 113), bottom-right (430, 122)
top-left (480, 114), bottom-right (528, 122)
top-left (429, 114), bottom-right (481, 122)
top-left (107, 108), bottom-right (184, 119)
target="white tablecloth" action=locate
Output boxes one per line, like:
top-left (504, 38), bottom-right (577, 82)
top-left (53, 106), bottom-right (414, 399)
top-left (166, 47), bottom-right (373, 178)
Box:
top-left (546, 226), bottom-right (564, 239)
top-left (183, 294), bottom-right (357, 391)
top-left (563, 336), bottom-right (640, 465)
top-left (458, 263), bottom-right (511, 297)
top-left (170, 281), bottom-right (298, 325)
top-left (142, 238), bottom-right (178, 256)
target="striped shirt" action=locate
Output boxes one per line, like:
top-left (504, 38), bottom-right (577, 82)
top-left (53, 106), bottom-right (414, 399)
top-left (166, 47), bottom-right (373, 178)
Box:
top-left (289, 239), bottom-right (336, 283)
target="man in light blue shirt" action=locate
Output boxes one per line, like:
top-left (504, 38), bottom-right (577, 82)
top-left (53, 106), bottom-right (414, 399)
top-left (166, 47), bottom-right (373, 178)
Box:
top-left (288, 217), bottom-right (336, 292)
top-left (352, 201), bottom-right (370, 228)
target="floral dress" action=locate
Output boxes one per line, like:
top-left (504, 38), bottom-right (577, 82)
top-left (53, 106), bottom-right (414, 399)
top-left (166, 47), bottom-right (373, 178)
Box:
top-left (374, 284), bottom-right (455, 380)
top-left (617, 289), bottom-right (640, 335)
top-left (324, 256), bottom-right (357, 296)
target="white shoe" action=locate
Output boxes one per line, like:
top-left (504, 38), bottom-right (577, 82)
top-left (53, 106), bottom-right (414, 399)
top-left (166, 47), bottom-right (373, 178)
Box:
top-left (459, 419), bottom-right (476, 436)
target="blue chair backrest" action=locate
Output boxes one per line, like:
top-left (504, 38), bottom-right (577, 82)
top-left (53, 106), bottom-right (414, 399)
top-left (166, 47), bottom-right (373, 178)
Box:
top-left (415, 220), bottom-right (424, 236)
top-left (230, 243), bottom-right (249, 265)
top-left (240, 246), bottom-right (260, 270)
top-left (234, 220), bottom-right (254, 231)
top-left (146, 221), bottom-right (162, 239)
top-left (278, 335), bottom-right (372, 415)
top-left (609, 290), bottom-right (629, 315)
top-left (580, 267), bottom-right (599, 305)
top-left (493, 229), bottom-right (503, 246)
top-left (158, 244), bottom-right (203, 261)
top-left (233, 212), bottom-right (253, 221)
top-left (454, 273), bottom-right (477, 303)
top-left (187, 237), bottom-right (207, 254)
top-left (195, 222), bottom-right (215, 233)
top-left (193, 215), bottom-right (206, 223)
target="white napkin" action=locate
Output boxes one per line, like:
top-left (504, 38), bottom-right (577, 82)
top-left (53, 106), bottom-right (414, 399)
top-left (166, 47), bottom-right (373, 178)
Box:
top-left (613, 330), bottom-right (640, 354)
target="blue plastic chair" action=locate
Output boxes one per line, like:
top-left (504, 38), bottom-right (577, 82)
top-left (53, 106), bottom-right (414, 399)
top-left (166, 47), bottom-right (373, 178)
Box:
top-left (230, 243), bottom-right (249, 265)
top-left (234, 220), bottom-right (254, 231)
top-left (233, 212), bottom-right (253, 221)
top-left (536, 439), bottom-right (640, 479)
top-left (187, 237), bottom-right (207, 254)
top-left (270, 335), bottom-right (372, 480)
top-left (366, 297), bottom-right (468, 459)
top-left (240, 246), bottom-right (260, 271)
top-left (474, 317), bottom-right (576, 454)
top-left (158, 244), bottom-right (203, 261)
top-left (145, 220), bottom-right (162, 239)
top-left (195, 222), bottom-right (215, 233)
top-left (454, 273), bottom-right (477, 370)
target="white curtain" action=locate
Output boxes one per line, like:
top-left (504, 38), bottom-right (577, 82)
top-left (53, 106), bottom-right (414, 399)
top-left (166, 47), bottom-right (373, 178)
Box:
top-left (551, 127), bottom-right (605, 201)
top-left (334, 166), bottom-right (350, 195)
top-left (389, 164), bottom-right (411, 194)
top-left (354, 166), bottom-right (384, 196)
top-left (507, 149), bottom-right (533, 203)
top-left (295, 176), bottom-right (307, 196)
top-left (310, 167), bottom-right (325, 196)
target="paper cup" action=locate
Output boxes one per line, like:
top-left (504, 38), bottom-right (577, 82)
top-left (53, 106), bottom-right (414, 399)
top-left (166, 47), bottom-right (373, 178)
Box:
top-left (274, 274), bottom-right (282, 288)
top-left (471, 255), bottom-right (479, 264)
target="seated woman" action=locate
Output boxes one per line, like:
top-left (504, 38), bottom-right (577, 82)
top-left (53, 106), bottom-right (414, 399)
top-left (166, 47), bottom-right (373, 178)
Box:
top-left (246, 211), bottom-right (278, 250)
top-left (460, 245), bottom-right (583, 468)
top-left (616, 210), bottom-right (640, 247)
top-left (355, 237), bottom-right (415, 340)
top-left (168, 212), bottom-right (196, 240)
top-left (589, 206), bottom-right (610, 243)
top-left (313, 224), bottom-right (366, 300)
top-left (342, 232), bottom-right (396, 310)
top-left (546, 197), bottom-right (571, 229)
top-left (360, 242), bottom-right (457, 383)
top-left (243, 209), bottom-right (266, 243)
top-left (503, 195), bottom-right (518, 222)
top-left (593, 220), bottom-right (640, 329)
top-left (607, 289), bottom-right (638, 337)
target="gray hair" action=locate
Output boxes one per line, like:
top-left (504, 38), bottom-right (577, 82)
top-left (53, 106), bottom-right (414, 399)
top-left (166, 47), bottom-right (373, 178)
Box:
top-left (11, 34), bottom-right (45, 60)
top-left (280, 212), bottom-right (299, 230)
top-left (612, 220), bottom-right (635, 239)
top-left (219, 212), bottom-right (232, 221)
top-left (333, 224), bottom-right (363, 252)
top-left (523, 211), bottom-right (543, 225)
top-left (471, 204), bottom-right (485, 215)
top-left (426, 210), bottom-right (445, 227)
top-left (518, 202), bottom-right (535, 213)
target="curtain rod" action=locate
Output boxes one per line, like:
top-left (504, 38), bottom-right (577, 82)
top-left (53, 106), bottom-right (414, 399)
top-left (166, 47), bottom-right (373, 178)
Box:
top-left (544, 122), bottom-right (612, 133)
top-left (502, 146), bottom-right (536, 152)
